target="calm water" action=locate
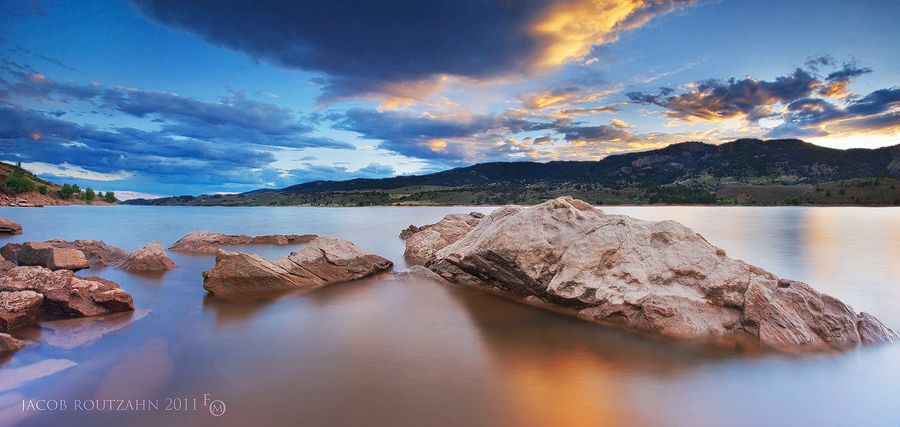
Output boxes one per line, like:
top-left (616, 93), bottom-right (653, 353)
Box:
top-left (0, 205), bottom-right (898, 427)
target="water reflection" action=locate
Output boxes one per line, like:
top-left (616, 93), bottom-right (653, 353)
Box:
top-left (0, 206), bottom-right (898, 426)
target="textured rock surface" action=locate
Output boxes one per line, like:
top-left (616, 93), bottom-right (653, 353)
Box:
top-left (169, 231), bottom-right (317, 254)
top-left (0, 266), bottom-right (134, 316)
top-left (0, 217), bottom-right (22, 234)
top-left (119, 242), bottom-right (179, 272)
top-left (203, 235), bottom-right (392, 296)
top-left (16, 241), bottom-right (91, 271)
top-left (404, 212), bottom-right (484, 265)
top-left (44, 239), bottom-right (128, 267)
top-left (0, 290), bottom-right (43, 332)
top-left (0, 332), bottom-right (24, 356)
top-left (416, 197), bottom-right (896, 353)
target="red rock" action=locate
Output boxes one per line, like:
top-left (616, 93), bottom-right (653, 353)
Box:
top-left (0, 217), bottom-right (22, 234)
top-left (0, 266), bottom-right (134, 316)
top-left (17, 241), bottom-right (91, 271)
top-left (169, 231), bottom-right (316, 254)
top-left (45, 239), bottom-right (128, 267)
top-left (0, 290), bottom-right (43, 331)
top-left (118, 242), bottom-right (179, 272)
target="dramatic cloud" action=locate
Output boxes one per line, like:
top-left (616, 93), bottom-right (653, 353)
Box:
top-left (131, 0), bottom-right (696, 102)
top-left (625, 58), bottom-right (900, 141)
top-left (627, 68), bottom-right (821, 123)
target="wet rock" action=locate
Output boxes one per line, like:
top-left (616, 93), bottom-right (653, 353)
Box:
top-left (16, 241), bottom-right (91, 271)
top-left (422, 196), bottom-right (897, 353)
top-left (169, 230), bottom-right (317, 254)
top-left (0, 291), bottom-right (43, 332)
top-left (404, 212), bottom-right (484, 265)
top-left (0, 217), bottom-right (22, 234)
top-left (0, 333), bottom-right (23, 356)
top-left (203, 235), bottom-right (392, 296)
top-left (118, 242), bottom-right (179, 272)
top-left (395, 265), bottom-right (449, 283)
top-left (0, 266), bottom-right (134, 316)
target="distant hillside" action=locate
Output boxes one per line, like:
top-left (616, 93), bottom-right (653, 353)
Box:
top-left (275, 139), bottom-right (900, 194)
top-left (123, 138), bottom-right (900, 207)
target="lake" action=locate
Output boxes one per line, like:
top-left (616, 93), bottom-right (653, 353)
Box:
top-left (0, 205), bottom-right (898, 427)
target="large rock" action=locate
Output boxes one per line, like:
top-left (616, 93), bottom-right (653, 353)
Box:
top-left (16, 241), bottom-right (91, 271)
top-left (404, 212), bottom-right (484, 265)
top-left (44, 239), bottom-right (128, 267)
top-left (0, 217), bottom-right (22, 234)
top-left (203, 235), bottom-right (392, 296)
top-left (169, 231), bottom-right (317, 254)
top-left (0, 266), bottom-right (134, 316)
top-left (0, 290), bottom-right (43, 332)
top-left (118, 242), bottom-right (179, 272)
top-left (419, 197), bottom-right (897, 353)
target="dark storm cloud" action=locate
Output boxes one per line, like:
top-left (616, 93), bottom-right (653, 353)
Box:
top-left (130, 0), bottom-right (696, 102)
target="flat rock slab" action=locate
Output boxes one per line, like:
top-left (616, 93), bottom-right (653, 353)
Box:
top-left (203, 235), bottom-right (392, 296)
top-left (169, 231), bottom-right (317, 254)
top-left (119, 242), bottom-right (179, 272)
top-left (16, 241), bottom-right (90, 271)
top-left (0, 266), bottom-right (134, 317)
top-left (414, 196), bottom-right (897, 353)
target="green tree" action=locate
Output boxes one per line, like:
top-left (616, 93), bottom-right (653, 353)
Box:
top-left (82, 187), bottom-right (95, 202)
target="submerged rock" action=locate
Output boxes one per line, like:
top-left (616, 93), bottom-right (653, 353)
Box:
top-left (202, 235), bottom-right (392, 296)
top-left (0, 333), bottom-right (24, 356)
top-left (0, 266), bottom-right (134, 317)
top-left (412, 196), bottom-right (897, 353)
top-left (0, 217), bottom-right (22, 234)
top-left (169, 230), bottom-right (317, 254)
top-left (0, 290), bottom-right (43, 332)
top-left (118, 242), bottom-right (179, 272)
top-left (16, 241), bottom-right (91, 271)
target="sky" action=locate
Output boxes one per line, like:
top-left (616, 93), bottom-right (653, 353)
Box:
top-left (1, 0), bottom-right (899, 199)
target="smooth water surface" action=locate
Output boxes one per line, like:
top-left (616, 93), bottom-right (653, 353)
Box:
top-left (0, 205), bottom-right (898, 427)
